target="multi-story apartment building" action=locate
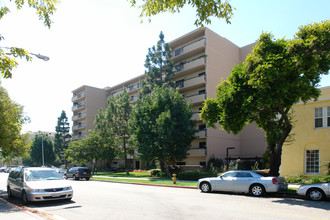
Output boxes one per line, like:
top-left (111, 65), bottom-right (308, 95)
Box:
top-left (71, 27), bottom-right (267, 170)
top-left (72, 85), bottom-right (107, 140)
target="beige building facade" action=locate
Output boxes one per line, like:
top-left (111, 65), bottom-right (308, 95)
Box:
top-left (71, 27), bottom-right (267, 169)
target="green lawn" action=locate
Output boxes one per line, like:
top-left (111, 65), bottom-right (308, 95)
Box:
top-left (92, 176), bottom-right (197, 187)
top-left (93, 171), bottom-right (156, 178)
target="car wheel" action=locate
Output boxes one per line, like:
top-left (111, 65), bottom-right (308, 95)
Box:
top-left (86, 178), bottom-right (90, 181)
top-left (200, 182), bottom-right (211, 193)
top-left (64, 174), bottom-right (68, 179)
top-left (73, 175), bottom-right (79, 180)
top-left (250, 184), bottom-right (265, 197)
top-left (22, 191), bottom-right (29, 205)
top-left (7, 186), bottom-right (13, 199)
top-left (307, 188), bottom-right (325, 201)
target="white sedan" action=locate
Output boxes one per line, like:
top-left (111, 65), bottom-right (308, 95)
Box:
top-left (296, 183), bottom-right (329, 201)
top-left (197, 170), bottom-right (288, 196)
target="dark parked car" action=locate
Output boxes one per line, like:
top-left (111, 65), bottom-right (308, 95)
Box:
top-left (65, 167), bottom-right (92, 180)
top-left (7, 167), bottom-right (73, 204)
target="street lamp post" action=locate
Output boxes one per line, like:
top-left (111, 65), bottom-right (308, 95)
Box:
top-left (226, 147), bottom-right (235, 171)
top-left (41, 135), bottom-right (44, 167)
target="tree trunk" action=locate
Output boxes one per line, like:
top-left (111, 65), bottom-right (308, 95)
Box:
top-left (268, 124), bottom-right (292, 176)
top-left (123, 138), bottom-right (129, 175)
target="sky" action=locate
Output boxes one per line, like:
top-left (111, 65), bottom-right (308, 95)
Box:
top-left (1, 0), bottom-right (329, 133)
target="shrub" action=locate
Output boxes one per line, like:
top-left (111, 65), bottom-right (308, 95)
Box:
top-left (178, 171), bottom-right (215, 181)
top-left (150, 169), bottom-right (161, 177)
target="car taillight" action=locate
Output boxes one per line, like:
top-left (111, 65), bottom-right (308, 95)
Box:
top-left (272, 178), bottom-right (278, 184)
top-left (77, 171), bottom-right (79, 175)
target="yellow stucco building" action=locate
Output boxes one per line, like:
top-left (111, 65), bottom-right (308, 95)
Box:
top-left (281, 86), bottom-right (330, 176)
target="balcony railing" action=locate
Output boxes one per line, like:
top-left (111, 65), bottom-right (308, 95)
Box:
top-left (175, 56), bottom-right (206, 74)
top-left (72, 123), bottom-right (86, 131)
top-left (192, 112), bottom-right (200, 121)
top-left (196, 129), bottom-right (207, 138)
top-left (72, 133), bottom-right (87, 140)
top-left (72, 92), bottom-right (85, 102)
top-left (72, 102), bottom-right (86, 111)
top-left (188, 148), bottom-right (206, 157)
top-left (72, 112), bottom-right (86, 121)
top-left (176, 74), bottom-right (206, 90)
top-left (173, 38), bottom-right (206, 58)
top-left (185, 93), bottom-right (206, 104)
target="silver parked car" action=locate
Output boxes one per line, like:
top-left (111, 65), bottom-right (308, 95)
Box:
top-left (197, 170), bottom-right (288, 196)
top-left (296, 183), bottom-right (329, 201)
top-left (7, 167), bottom-right (73, 204)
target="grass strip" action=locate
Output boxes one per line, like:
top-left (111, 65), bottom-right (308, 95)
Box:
top-left (92, 176), bottom-right (197, 187)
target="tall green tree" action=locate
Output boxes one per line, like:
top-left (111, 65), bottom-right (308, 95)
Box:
top-left (65, 131), bottom-right (115, 173)
top-left (0, 0), bottom-right (59, 78)
top-left (140, 31), bottom-right (175, 96)
top-left (130, 0), bottom-right (233, 26)
top-left (95, 90), bottom-right (133, 175)
top-left (132, 85), bottom-right (197, 176)
top-left (54, 110), bottom-right (71, 167)
top-left (0, 83), bottom-right (30, 158)
top-left (201, 21), bottom-right (330, 176)
top-left (30, 132), bottom-right (55, 166)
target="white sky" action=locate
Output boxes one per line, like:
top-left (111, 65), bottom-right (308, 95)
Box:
top-left (1, 0), bottom-right (329, 133)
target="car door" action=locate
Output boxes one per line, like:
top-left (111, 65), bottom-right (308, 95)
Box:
top-left (67, 168), bottom-right (74, 178)
top-left (233, 172), bottom-right (254, 192)
top-left (212, 172), bottom-right (236, 191)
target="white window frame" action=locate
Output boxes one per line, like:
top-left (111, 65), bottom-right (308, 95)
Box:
top-left (305, 149), bottom-right (320, 174)
top-left (314, 106), bottom-right (330, 129)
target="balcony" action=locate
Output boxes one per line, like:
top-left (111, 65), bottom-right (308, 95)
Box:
top-left (185, 93), bottom-right (205, 104)
top-left (72, 133), bottom-right (87, 140)
top-left (172, 38), bottom-right (206, 62)
top-left (188, 148), bottom-right (206, 157)
top-left (177, 74), bottom-right (206, 92)
top-left (72, 102), bottom-right (86, 111)
top-left (196, 129), bottom-right (207, 139)
top-left (175, 56), bottom-right (206, 77)
top-left (72, 123), bottom-right (86, 131)
top-left (72, 112), bottom-right (86, 121)
top-left (72, 92), bottom-right (86, 102)
top-left (192, 112), bottom-right (200, 121)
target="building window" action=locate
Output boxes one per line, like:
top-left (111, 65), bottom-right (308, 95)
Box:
top-left (175, 48), bottom-right (183, 56)
top-left (176, 80), bottom-right (184, 88)
top-left (327, 106), bottom-right (330, 127)
top-left (199, 90), bottom-right (206, 95)
top-left (199, 124), bottom-right (206, 131)
top-left (200, 162), bottom-right (206, 166)
top-left (199, 142), bottom-right (206, 149)
top-left (315, 107), bottom-right (323, 128)
top-left (176, 162), bottom-right (186, 165)
top-left (305, 150), bottom-right (319, 174)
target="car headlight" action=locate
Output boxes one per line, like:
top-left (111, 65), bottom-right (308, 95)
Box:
top-left (64, 186), bottom-right (72, 190)
top-left (27, 188), bottom-right (44, 192)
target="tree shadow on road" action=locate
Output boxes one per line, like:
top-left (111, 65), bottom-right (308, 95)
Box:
top-left (271, 197), bottom-right (329, 210)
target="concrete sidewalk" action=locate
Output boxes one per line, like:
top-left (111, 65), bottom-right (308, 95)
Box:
top-left (0, 197), bottom-right (43, 220)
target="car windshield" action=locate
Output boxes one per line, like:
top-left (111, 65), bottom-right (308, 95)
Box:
top-left (25, 170), bottom-right (63, 181)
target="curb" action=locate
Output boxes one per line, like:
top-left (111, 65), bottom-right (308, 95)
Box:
top-left (0, 196), bottom-right (45, 220)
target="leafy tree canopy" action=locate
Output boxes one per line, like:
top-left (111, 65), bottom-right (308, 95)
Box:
top-left (0, 83), bottom-right (30, 158)
top-left (132, 85), bottom-right (197, 176)
top-left (30, 132), bottom-right (56, 166)
top-left (65, 130), bottom-right (115, 171)
top-left (129, 0), bottom-right (234, 26)
top-left (0, 0), bottom-right (59, 78)
top-left (201, 20), bottom-right (330, 176)
top-left (54, 110), bottom-right (71, 156)
top-left (140, 31), bottom-right (175, 96)
top-left (95, 90), bottom-right (133, 175)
